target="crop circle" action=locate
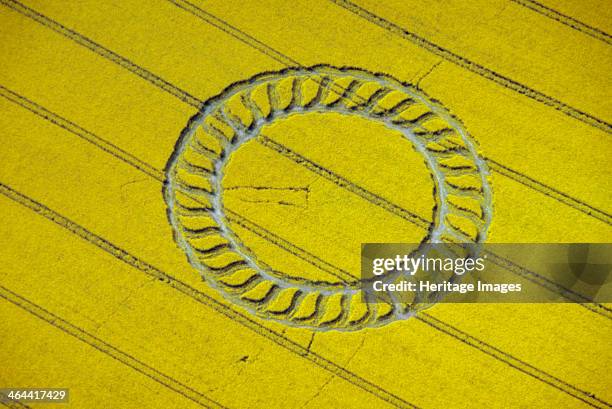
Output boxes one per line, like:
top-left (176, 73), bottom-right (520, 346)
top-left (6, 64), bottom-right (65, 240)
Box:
top-left (165, 66), bottom-right (492, 330)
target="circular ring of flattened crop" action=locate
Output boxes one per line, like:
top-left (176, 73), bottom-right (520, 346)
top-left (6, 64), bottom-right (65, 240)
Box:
top-left (164, 66), bottom-right (492, 331)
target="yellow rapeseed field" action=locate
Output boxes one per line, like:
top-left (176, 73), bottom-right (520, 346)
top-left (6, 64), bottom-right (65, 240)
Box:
top-left (0, 0), bottom-right (610, 408)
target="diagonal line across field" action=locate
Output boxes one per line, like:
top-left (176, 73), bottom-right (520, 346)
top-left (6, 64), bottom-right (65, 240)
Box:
top-left (0, 286), bottom-right (229, 409)
top-left (328, 0), bottom-right (612, 134)
top-left (510, 0), bottom-right (612, 45)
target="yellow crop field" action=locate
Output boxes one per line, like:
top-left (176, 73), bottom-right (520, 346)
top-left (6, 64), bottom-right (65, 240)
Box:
top-left (0, 0), bottom-right (610, 408)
